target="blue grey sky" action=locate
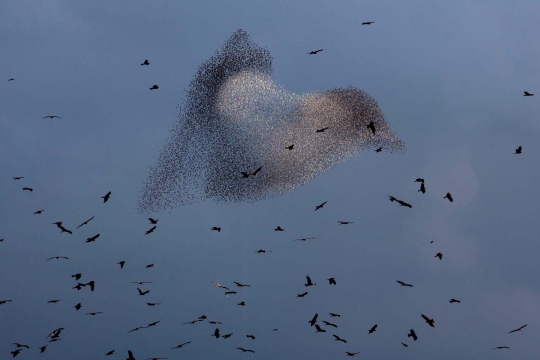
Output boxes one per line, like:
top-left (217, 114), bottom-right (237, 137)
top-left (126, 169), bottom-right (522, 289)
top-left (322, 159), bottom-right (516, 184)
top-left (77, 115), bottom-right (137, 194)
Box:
top-left (1, 1), bottom-right (539, 359)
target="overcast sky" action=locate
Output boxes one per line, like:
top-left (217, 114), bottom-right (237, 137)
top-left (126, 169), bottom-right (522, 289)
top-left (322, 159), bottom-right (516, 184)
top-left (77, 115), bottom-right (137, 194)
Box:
top-left (1, 1), bottom-right (540, 359)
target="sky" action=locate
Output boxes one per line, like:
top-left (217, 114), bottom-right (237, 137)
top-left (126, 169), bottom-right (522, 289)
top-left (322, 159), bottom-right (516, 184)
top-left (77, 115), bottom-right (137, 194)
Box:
top-left (1, 0), bottom-right (539, 359)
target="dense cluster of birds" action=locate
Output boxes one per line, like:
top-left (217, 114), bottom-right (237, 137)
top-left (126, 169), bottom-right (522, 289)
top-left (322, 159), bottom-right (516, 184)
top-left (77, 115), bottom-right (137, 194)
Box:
top-left (137, 29), bottom-right (405, 213)
top-left (3, 24), bottom-right (532, 359)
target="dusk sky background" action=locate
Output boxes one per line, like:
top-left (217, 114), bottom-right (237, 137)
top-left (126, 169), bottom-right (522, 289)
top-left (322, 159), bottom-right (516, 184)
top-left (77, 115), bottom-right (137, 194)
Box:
top-left (1, 1), bottom-right (540, 359)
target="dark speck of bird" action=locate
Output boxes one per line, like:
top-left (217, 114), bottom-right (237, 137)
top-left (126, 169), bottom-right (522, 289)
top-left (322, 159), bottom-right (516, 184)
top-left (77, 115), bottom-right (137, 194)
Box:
top-left (514, 146), bottom-right (522, 154)
top-left (308, 49), bottom-right (323, 55)
top-left (150, 84), bottom-right (159, 90)
top-left (141, 59), bottom-right (150, 65)
top-left (102, 191), bottom-right (111, 203)
top-left (362, 21), bottom-right (374, 25)
top-left (523, 91), bottom-right (534, 96)
top-left (444, 192), bottom-right (453, 202)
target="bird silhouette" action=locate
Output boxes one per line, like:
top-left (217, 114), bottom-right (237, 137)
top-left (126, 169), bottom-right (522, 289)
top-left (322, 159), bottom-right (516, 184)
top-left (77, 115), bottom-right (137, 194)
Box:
top-left (236, 347), bottom-right (254, 353)
top-left (11, 349), bottom-right (22, 358)
top-left (397, 280), bottom-right (413, 287)
top-left (145, 226), bottom-right (157, 235)
top-left (375, 147), bottom-right (382, 152)
top-left (0, 299), bottom-right (12, 305)
top-left (141, 59), bottom-right (150, 65)
top-left (367, 121), bottom-right (376, 133)
top-left (126, 350), bottom-right (136, 360)
top-left (255, 249), bottom-right (271, 253)
top-left (418, 183), bottom-right (426, 194)
top-left (237, 301), bottom-right (245, 306)
top-left (74, 303), bottom-right (82, 310)
top-left (246, 334), bottom-right (255, 339)
top-left (346, 352), bottom-right (360, 356)
top-left (102, 191), bottom-right (111, 203)
top-left (39, 345), bottom-right (48, 353)
top-left (523, 91), bottom-right (534, 96)
top-left (233, 282), bottom-right (251, 287)
top-left (434, 252), bottom-right (443, 260)
top-left (137, 288), bottom-right (150, 296)
top-left (42, 115), bottom-right (61, 119)
top-left (296, 292), bottom-right (308, 298)
top-left (389, 196), bottom-right (412, 208)
top-left (322, 320), bottom-right (338, 328)
top-left (211, 226), bottom-right (221, 232)
top-left (327, 278), bottom-right (337, 285)
top-left (285, 144), bottom-right (294, 150)
top-left (76, 216), bottom-right (95, 229)
top-left (316, 127), bottom-right (329, 132)
top-left (315, 201), bottom-right (327, 211)
top-left (22, 187), bottom-right (33, 191)
top-left (146, 264), bottom-right (155, 268)
top-left (71, 273), bottom-right (82, 280)
top-left (150, 85), bottom-right (159, 90)
top-left (414, 178), bottom-right (424, 183)
top-left (86, 312), bottom-right (103, 316)
top-left (509, 324), bottom-right (527, 333)
top-left (493, 346), bottom-right (510, 350)
top-left (85, 233), bottom-right (100, 243)
top-left (86, 280), bottom-right (95, 291)
top-left (148, 218), bottom-right (159, 224)
top-left (12, 343), bottom-right (30, 349)
top-left (308, 49), bottom-right (323, 55)
top-left (105, 350), bottom-right (115, 356)
top-left (132, 281), bottom-right (152, 284)
top-left (274, 226), bottom-right (284, 231)
top-left (514, 146), bottom-right (522, 154)
top-left (407, 329), bottom-right (417, 341)
top-left (401, 342), bottom-right (408, 347)
top-left (118, 261), bottom-right (125, 269)
top-left (13, 177), bottom-right (23, 180)
top-left (309, 313), bottom-right (318, 326)
top-left (444, 192), bottom-right (453, 202)
top-left (305, 276), bottom-right (316, 286)
top-left (222, 333), bottom-right (233, 339)
top-left (315, 324), bottom-right (326, 332)
top-left (421, 314), bottom-right (435, 327)
top-left (33, 210), bottom-right (44, 214)
top-left (362, 21), bottom-right (374, 25)
top-left (449, 298), bottom-right (461, 303)
top-left (338, 221), bottom-right (353, 225)
top-left (8, 78), bottom-right (14, 81)
top-left (172, 341), bottom-right (191, 349)
top-left (47, 256), bottom-right (69, 260)
top-left (147, 302), bottom-right (161, 306)
top-left (368, 324), bottom-right (378, 334)
top-left (147, 320), bottom-right (160, 327)
top-left (329, 313), bottom-right (341, 317)
top-left (333, 334), bottom-right (347, 343)
top-left (295, 237), bottom-right (315, 241)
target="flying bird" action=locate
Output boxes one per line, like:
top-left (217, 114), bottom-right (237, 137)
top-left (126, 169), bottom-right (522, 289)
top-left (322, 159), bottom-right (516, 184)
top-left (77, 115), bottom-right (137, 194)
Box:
top-left (246, 334), bottom-right (255, 339)
top-left (132, 281), bottom-right (152, 284)
top-left (22, 187), bottom-right (33, 191)
top-left (47, 256), bottom-right (69, 260)
top-left (314, 201), bottom-right (327, 211)
top-left (274, 226), bottom-right (284, 231)
top-left (0, 299), bottom-right (12, 305)
top-left (8, 78), bottom-right (15, 81)
top-left (11, 349), bottom-right (22, 357)
top-left (315, 324), bottom-right (326, 333)
top-left (434, 252), bottom-right (443, 260)
top-left (338, 221), bottom-right (353, 225)
top-left (329, 313), bottom-right (341, 317)
top-left (74, 303), bottom-right (82, 310)
top-left (493, 346), bottom-right (510, 350)
top-left (86, 233), bottom-right (100, 243)
top-left (233, 282), bottom-right (251, 287)
top-left (397, 280), bottom-right (413, 287)
top-left (71, 273), bottom-right (82, 281)
top-left (150, 85), bottom-right (159, 90)
top-left (346, 352), bottom-right (360, 356)
top-left (509, 324), bottom-right (527, 333)
top-left (145, 226), bottom-right (157, 235)
top-left (147, 320), bottom-right (160, 327)
top-left (137, 288), bottom-right (150, 296)
top-left (172, 342), bottom-right (191, 349)
top-left (237, 301), bottom-right (245, 306)
top-left (86, 312), bottom-right (103, 316)
top-left (305, 276), bottom-right (316, 287)
top-left (255, 249), bottom-right (271, 253)
top-left (308, 49), bottom-right (323, 55)
top-left (327, 278), bottom-right (337, 285)
top-left (296, 292), bottom-right (308, 298)
top-left (514, 146), bottom-right (522, 154)
top-left (39, 345), bottom-right (48, 353)
top-left (148, 218), bottom-right (159, 224)
top-left (362, 21), bottom-right (374, 25)
top-left (407, 329), bottom-right (417, 341)
top-left (211, 227), bottom-right (221, 232)
top-left (34, 210), bottom-right (44, 214)
top-left (102, 191), bottom-right (111, 203)
top-left (12, 343), bottom-right (30, 349)
top-left (401, 342), bottom-right (408, 347)
top-left (105, 350), bottom-right (115, 356)
top-left (141, 59), bottom-right (150, 65)
top-left (236, 347), bottom-right (254, 353)
top-left (117, 261), bottom-right (125, 269)
top-left (147, 302), bottom-right (161, 306)
top-left (309, 313), bottom-right (318, 326)
top-left (76, 216), bottom-right (95, 229)
top-left (322, 320), bottom-right (338, 328)
top-left (222, 333), bottom-right (233, 339)
top-left (285, 144), bottom-right (294, 150)
top-left (449, 298), bottom-right (461, 303)
top-left (367, 121), bottom-right (376, 133)
top-left (333, 334), bottom-right (347, 343)
top-left (42, 115), bottom-right (61, 119)
top-left (418, 183), bottom-right (426, 194)
top-left (295, 237), bottom-right (315, 241)
top-left (316, 127), bottom-right (329, 132)
top-left (389, 196), bottom-right (412, 208)
top-left (375, 147), bottom-right (382, 152)
top-left (444, 192), bottom-right (453, 202)
top-left (85, 280), bottom-right (95, 291)
top-left (368, 324), bottom-right (378, 334)
top-left (127, 350), bottom-right (136, 360)
top-left (421, 314), bottom-right (435, 327)
top-left (13, 177), bottom-right (23, 180)
top-left (523, 91), bottom-right (534, 96)
top-left (146, 264), bottom-right (155, 268)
